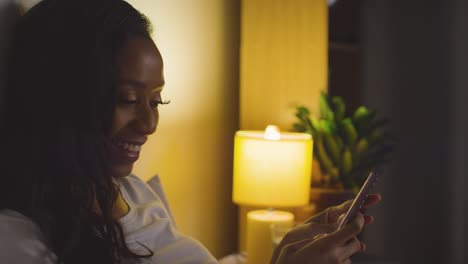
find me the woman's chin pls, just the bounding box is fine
[110,164,134,178]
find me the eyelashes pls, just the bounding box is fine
[120,98,171,109]
[150,99,171,109]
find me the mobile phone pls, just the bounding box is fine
[337,167,382,229]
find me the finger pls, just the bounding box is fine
[304,206,334,224]
[363,193,382,208]
[331,212,351,231]
[292,222,331,241]
[283,236,315,252]
[327,200,353,223]
[339,237,361,260]
[336,213,346,225]
[364,215,374,224]
[326,213,365,244]
[340,199,354,211]
[312,233,328,240]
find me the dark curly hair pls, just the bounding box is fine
[1,0,154,263]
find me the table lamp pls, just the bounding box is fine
[232,125,313,264]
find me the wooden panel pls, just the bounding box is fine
[240,0,328,131]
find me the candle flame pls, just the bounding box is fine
[264,125,281,140]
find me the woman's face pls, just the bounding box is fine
[109,36,165,178]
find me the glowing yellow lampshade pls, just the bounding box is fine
[232,126,313,207]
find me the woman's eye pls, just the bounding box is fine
[150,99,171,109]
[150,101,160,108]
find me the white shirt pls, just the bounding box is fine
[0,174,218,264]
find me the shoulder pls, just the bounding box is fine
[117,174,178,227]
[0,210,56,263]
[117,174,174,216]
[119,173,148,187]
[118,174,159,202]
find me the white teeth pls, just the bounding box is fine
[115,140,141,152]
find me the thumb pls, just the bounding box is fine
[313,233,328,240]
[328,201,353,223]
[332,213,346,229]
[324,213,364,245]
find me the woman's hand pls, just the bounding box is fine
[270,194,381,264]
[271,212,365,264]
[309,194,381,226]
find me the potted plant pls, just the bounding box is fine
[292,92,395,212]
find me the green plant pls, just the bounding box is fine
[293,92,396,192]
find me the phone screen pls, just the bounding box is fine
[336,167,382,229]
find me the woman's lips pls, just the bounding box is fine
[112,139,144,163]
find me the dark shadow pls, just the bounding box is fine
[0,2,22,121]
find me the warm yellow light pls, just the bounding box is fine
[232,127,313,207]
[246,210,294,264]
[264,125,281,140]
[240,0,328,130]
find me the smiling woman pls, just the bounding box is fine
[0,0,215,263]
[110,36,168,179]
[0,0,381,263]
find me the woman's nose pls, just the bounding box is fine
[135,104,158,135]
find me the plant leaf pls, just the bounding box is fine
[319,92,334,121]
[353,106,376,135]
[315,133,336,174]
[352,138,369,165]
[341,147,353,175]
[331,96,346,121]
[341,118,358,146]
[323,132,341,164]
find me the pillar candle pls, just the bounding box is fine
[246,210,294,264]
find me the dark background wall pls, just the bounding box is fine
[353,0,467,263]
[328,0,467,263]
[449,1,468,262]
[0,0,20,118]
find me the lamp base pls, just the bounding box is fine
[245,209,294,264]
